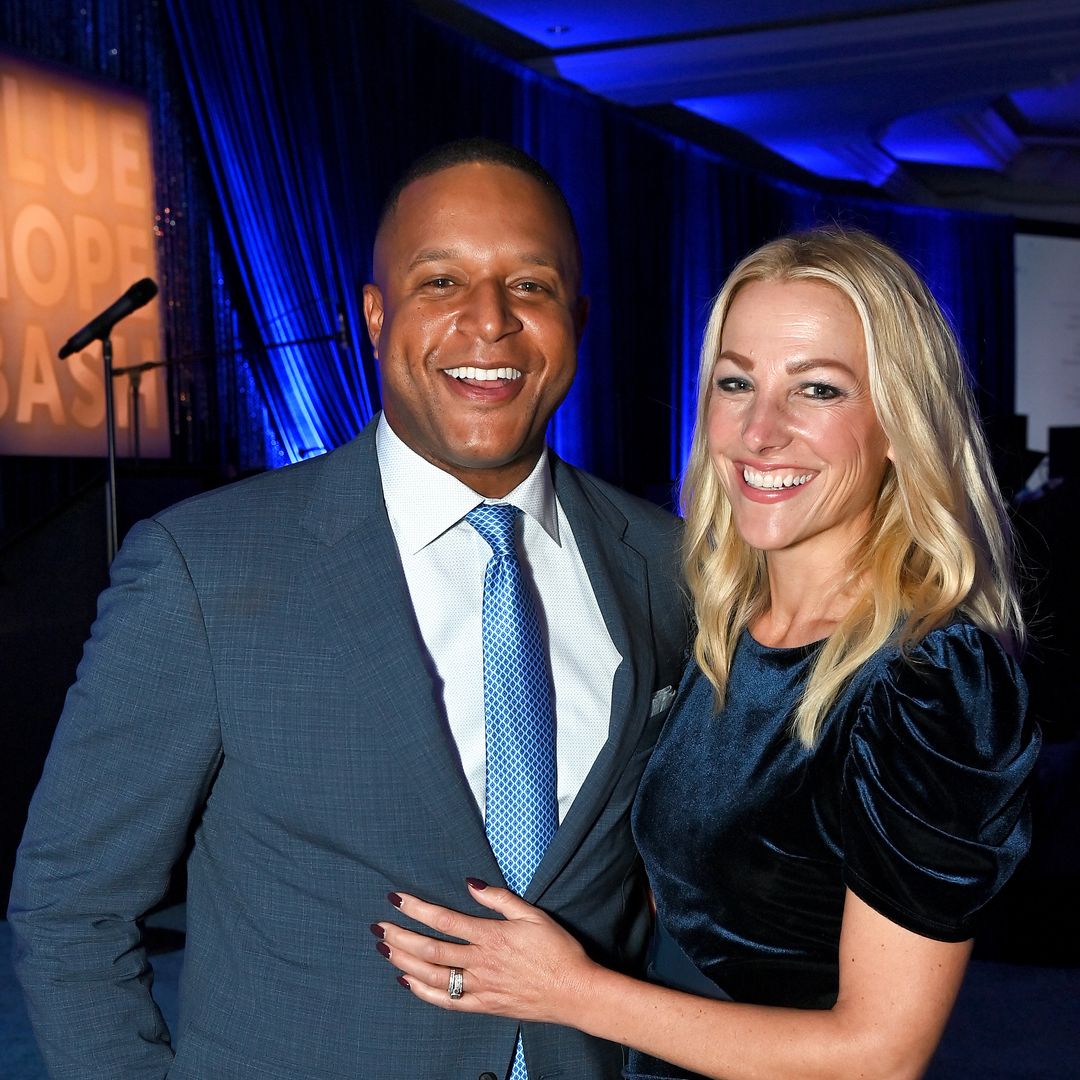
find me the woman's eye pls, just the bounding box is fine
[715,376,750,393]
[801,382,842,400]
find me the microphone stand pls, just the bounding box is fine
[110,357,169,465]
[110,327,345,469]
[102,334,120,563]
[86,304,352,570]
[58,278,158,566]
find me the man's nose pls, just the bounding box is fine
[458,278,522,341]
[741,394,792,454]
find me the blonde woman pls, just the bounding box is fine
[375,228,1040,1080]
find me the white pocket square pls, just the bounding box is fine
[650,685,676,717]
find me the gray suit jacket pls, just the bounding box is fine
[9,419,688,1080]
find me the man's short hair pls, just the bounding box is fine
[377,137,581,267]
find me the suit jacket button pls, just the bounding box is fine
[479,1073,499,1080]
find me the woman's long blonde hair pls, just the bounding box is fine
[682,227,1023,746]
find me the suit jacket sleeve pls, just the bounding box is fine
[8,518,224,1079]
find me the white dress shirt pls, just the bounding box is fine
[376,415,621,824]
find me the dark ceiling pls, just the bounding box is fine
[418,0,1080,225]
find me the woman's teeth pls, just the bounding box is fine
[742,467,813,490]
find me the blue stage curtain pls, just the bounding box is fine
[165,0,379,463]
[3,0,1017,491]
[160,0,1017,489]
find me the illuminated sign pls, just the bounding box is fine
[0,52,166,457]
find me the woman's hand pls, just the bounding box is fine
[372,878,598,1026]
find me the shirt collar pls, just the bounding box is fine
[376,414,560,555]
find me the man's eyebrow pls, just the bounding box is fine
[406,249,562,273]
[517,253,558,270]
[407,249,458,272]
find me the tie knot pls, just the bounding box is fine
[466,503,521,558]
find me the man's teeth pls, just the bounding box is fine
[743,467,813,490]
[444,367,522,381]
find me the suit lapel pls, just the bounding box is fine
[525,458,656,901]
[304,424,501,878]
[302,431,657,895]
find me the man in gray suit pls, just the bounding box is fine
[9,138,687,1080]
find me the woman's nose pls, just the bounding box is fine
[741,394,792,454]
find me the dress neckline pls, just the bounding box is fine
[742,626,827,657]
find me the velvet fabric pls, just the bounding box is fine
[626,621,1039,1080]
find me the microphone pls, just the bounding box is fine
[336,303,350,353]
[58,277,159,359]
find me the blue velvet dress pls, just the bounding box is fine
[626,620,1039,1080]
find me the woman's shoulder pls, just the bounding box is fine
[870,616,1016,672]
[841,618,1040,940]
[859,618,1028,761]
[900,617,1018,672]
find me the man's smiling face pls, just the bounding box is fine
[363,161,586,498]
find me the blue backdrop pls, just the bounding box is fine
[1,0,1017,502]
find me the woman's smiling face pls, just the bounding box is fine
[707,278,893,564]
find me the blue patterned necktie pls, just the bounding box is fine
[466,503,557,1080]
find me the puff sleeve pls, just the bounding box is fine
[842,622,1040,941]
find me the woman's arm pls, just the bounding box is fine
[376,881,971,1080]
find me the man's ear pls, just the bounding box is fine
[362,283,384,358]
[574,294,590,343]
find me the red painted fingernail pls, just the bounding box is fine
[466,877,488,890]
[397,975,411,989]
[369,923,385,940]
[376,941,391,959]
[387,892,403,908]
